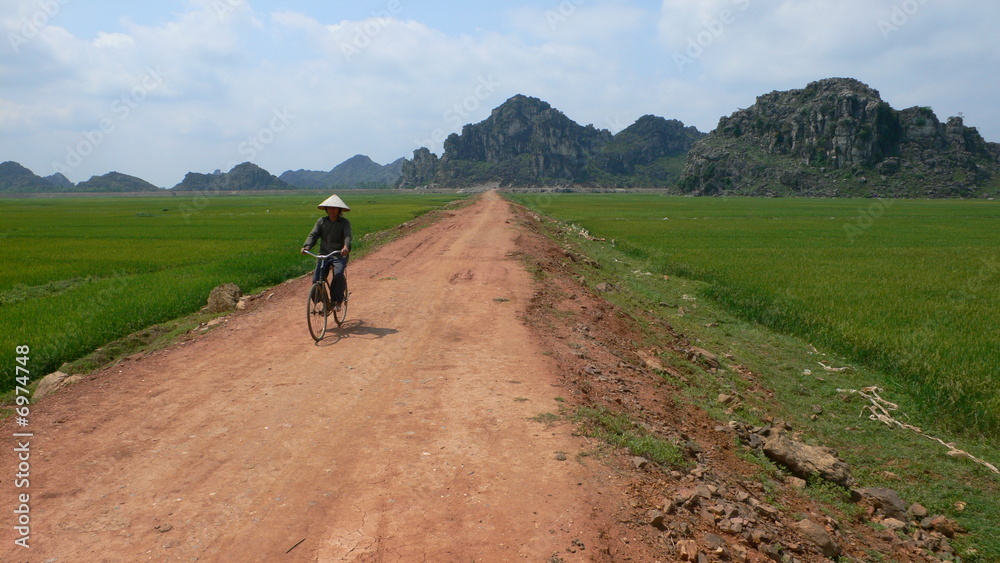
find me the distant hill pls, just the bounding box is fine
[171,162,290,191]
[76,171,161,192]
[44,172,74,190]
[0,161,61,193]
[396,95,706,188]
[677,78,1000,198]
[278,168,329,189]
[0,162,163,193]
[280,155,405,189]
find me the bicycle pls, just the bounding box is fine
[303,250,349,341]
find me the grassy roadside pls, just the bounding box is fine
[507,194,1000,562]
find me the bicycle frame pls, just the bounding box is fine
[303,249,348,340]
[304,250,342,281]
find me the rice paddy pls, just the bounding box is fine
[510,193,1000,437]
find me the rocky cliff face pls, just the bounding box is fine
[442,94,612,183]
[397,147,440,188]
[678,78,1000,197]
[397,95,704,188]
[587,115,707,186]
[590,115,706,175]
[721,78,901,168]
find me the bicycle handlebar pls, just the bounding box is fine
[302,250,342,259]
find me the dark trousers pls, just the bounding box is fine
[313,255,348,302]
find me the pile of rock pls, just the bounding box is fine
[643,458,840,562]
[855,487,965,559]
[726,420,966,561]
[632,419,968,561]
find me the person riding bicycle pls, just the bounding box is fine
[301,194,352,311]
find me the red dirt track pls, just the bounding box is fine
[2,192,649,562]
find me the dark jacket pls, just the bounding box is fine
[303,216,352,255]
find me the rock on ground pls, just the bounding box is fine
[33,371,83,400]
[856,487,908,521]
[206,283,243,313]
[762,427,855,487]
[795,519,842,558]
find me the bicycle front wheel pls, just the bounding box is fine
[307,281,329,341]
[333,278,348,326]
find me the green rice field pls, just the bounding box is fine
[510,193,1000,437]
[0,192,463,391]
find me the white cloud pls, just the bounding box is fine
[658,0,888,83]
[93,31,134,48]
[511,1,648,43]
[655,0,1000,134]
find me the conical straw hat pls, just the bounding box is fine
[317,194,350,210]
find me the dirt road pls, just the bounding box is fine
[2,192,645,562]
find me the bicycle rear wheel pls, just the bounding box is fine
[307,281,330,341]
[333,278,348,326]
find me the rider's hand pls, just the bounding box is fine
[300,247,309,254]
[341,247,350,256]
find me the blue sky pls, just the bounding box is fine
[2,0,999,187]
